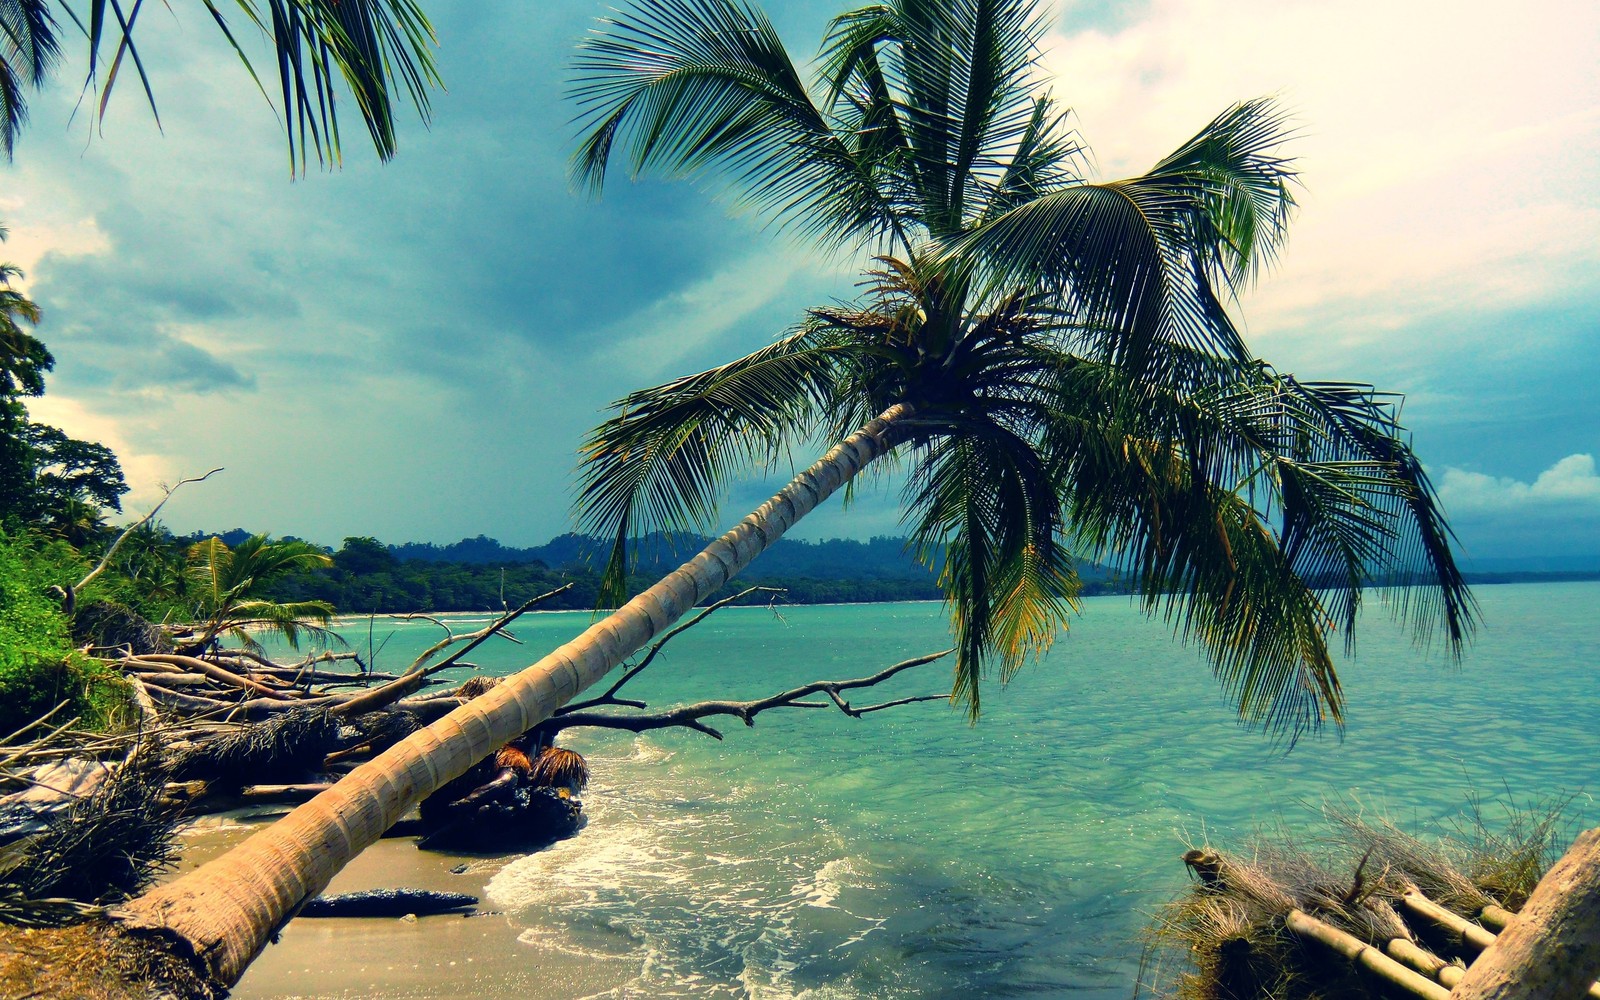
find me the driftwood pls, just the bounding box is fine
[298,888,477,918]
[550,648,953,739]
[1155,842,1600,1000]
[330,586,571,718]
[1284,909,1449,1000]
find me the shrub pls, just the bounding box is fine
[0,529,129,735]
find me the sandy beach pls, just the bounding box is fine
[171,816,636,1000]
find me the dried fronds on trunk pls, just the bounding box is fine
[528,747,589,792]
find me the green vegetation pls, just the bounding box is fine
[176,535,336,655]
[0,527,127,734]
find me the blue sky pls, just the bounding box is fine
[4,0,1598,567]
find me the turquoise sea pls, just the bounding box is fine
[254,582,1598,998]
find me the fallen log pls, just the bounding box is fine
[131,654,286,699]
[297,889,477,919]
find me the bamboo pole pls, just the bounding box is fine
[1387,937,1465,985]
[1477,904,1516,931]
[1285,909,1450,1000]
[1402,891,1498,952]
[1386,917,1600,998]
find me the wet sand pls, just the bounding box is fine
[171,815,637,1000]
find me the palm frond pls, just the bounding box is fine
[570,0,904,250]
[1039,357,1475,735]
[74,0,439,174]
[819,0,1052,237]
[0,0,61,158]
[904,415,1079,719]
[574,329,859,605]
[945,97,1297,378]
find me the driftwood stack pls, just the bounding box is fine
[1146,806,1599,1000]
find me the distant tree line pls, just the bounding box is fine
[214,530,1135,614]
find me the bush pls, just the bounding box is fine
[0,529,129,735]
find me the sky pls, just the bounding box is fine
[3,0,1598,568]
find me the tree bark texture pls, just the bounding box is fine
[119,404,908,987]
[1450,827,1600,1000]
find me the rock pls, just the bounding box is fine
[298,888,478,918]
[418,786,584,853]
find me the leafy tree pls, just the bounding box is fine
[333,535,398,576]
[21,421,128,512]
[0,245,48,514]
[0,0,441,171]
[0,230,128,533]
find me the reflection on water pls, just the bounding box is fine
[243,583,1599,999]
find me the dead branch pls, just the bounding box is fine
[330,585,572,718]
[549,648,954,740]
[561,585,786,714]
[122,654,286,699]
[59,468,224,614]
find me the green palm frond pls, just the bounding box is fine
[570,0,903,250]
[946,98,1297,376]
[219,598,335,652]
[59,0,439,173]
[819,0,1051,237]
[1039,358,1473,734]
[905,416,1079,719]
[0,0,61,158]
[575,330,860,605]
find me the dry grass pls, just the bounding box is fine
[1139,796,1574,1000]
[0,920,213,1000]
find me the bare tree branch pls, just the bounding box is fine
[330,585,573,718]
[550,648,955,740]
[561,586,787,714]
[59,468,224,614]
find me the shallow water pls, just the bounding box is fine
[236,582,1599,998]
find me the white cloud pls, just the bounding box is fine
[22,396,178,511]
[1042,0,1600,361]
[1438,454,1600,513]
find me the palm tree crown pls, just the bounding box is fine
[570,0,1473,731]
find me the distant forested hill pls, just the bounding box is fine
[390,533,936,578]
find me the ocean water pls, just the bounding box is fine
[277,582,1599,998]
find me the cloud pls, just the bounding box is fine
[1439,454,1600,513]
[1043,0,1600,365]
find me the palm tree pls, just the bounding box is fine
[0,0,440,171]
[175,534,336,655]
[119,1,1474,987]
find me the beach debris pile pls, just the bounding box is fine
[1139,801,1595,1000]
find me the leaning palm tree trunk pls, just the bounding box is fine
[118,404,908,987]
